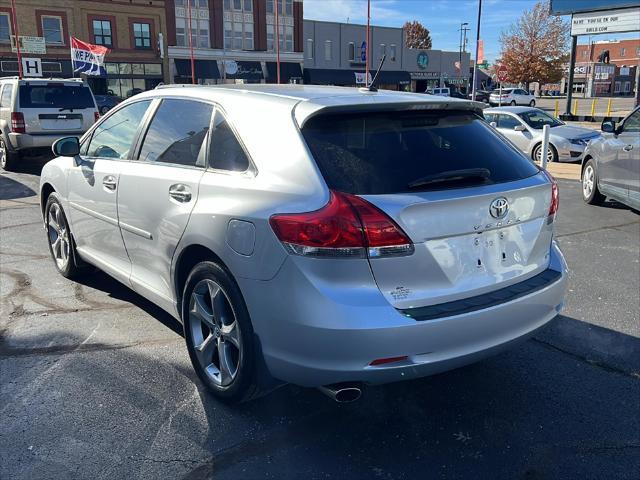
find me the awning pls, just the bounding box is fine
[303,68,411,86]
[223,61,263,80]
[174,59,220,79]
[265,62,303,83]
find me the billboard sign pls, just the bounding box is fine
[551,0,639,15]
[571,8,640,35]
[11,36,46,55]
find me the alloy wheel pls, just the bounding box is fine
[583,165,594,199]
[47,202,70,270]
[189,279,242,387]
[536,145,555,164]
[0,139,7,169]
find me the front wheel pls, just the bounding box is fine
[529,100,536,107]
[45,193,84,278]
[582,160,605,205]
[182,261,261,403]
[510,100,517,106]
[533,143,558,164]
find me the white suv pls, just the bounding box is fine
[489,88,535,107]
[0,77,98,171]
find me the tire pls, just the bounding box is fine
[0,137,19,172]
[529,100,536,107]
[582,159,605,205]
[510,100,517,106]
[182,261,261,403]
[45,192,85,278]
[100,105,110,114]
[533,143,558,164]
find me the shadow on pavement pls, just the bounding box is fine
[0,175,37,200]
[1,315,638,480]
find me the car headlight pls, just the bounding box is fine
[569,138,588,146]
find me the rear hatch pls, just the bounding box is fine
[18,81,97,134]
[301,109,556,309]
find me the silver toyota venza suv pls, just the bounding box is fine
[40,85,567,403]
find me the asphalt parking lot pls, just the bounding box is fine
[1,160,639,480]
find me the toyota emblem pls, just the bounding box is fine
[489,197,509,219]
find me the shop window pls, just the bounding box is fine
[42,16,63,44]
[614,82,621,93]
[92,20,113,47]
[0,13,11,43]
[624,81,631,93]
[133,22,151,49]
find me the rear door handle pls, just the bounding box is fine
[102,175,117,191]
[623,144,633,152]
[169,184,192,203]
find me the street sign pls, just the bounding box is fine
[571,7,640,36]
[497,65,508,82]
[11,36,46,55]
[22,58,42,77]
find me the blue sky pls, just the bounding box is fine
[303,0,639,63]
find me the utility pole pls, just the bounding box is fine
[471,0,482,101]
[459,22,469,81]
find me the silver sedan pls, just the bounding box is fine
[484,106,601,163]
[39,85,567,403]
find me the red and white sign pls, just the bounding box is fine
[497,65,508,82]
[70,37,109,76]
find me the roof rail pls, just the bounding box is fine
[0,76,20,80]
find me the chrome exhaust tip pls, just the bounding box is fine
[318,383,362,403]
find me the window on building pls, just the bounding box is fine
[176,17,209,48]
[390,44,396,61]
[92,20,113,47]
[348,42,355,61]
[380,44,386,57]
[325,40,332,61]
[267,24,293,52]
[581,50,587,58]
[133,22,151,49]
[636,47,640,56]
[224,0,254,50]
[42,16,63,44]
[620,47,626,56]
[209,110,250,172]
[624,81,631,93]
[266,0,292,14]
[0,13,11,43]
[307,39,313,59]
[614,82,621,93]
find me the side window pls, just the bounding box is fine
[0,84,13,107]
[138,99,213,167]
[209,110,250,172]
[621,110,640,133]
[497,114,522,130]
[87,100,151,159]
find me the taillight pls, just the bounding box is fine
[94,111,100,122]
[11,112,25,134]
[544,171,559,216]
[269,190,414,259]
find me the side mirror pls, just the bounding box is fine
[514,124,526,132]
[52,136,80,157]
[489,121,497,128]
[601,120,616,133]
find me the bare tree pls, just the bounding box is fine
[404,21,432,50]
[499,0,569,88]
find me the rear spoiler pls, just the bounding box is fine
[294,96,485,129]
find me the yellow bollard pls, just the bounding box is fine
[573,99,578,116]
[591,98,596,117]
[606,98,612,117]
[554,100,559,117]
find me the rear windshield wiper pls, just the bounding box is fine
[58,107,75,112]
[407,168,491,190]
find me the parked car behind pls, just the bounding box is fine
[94,93,122,114]
[469,90,492,103]
[40,85,567,403]
[581,107,640,210]
[0,77,98,171]
[484,106,600,163]
[425,87,450,97]
[489,88,536,106]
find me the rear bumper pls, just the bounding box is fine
[239,242,568,387]
[8,132,84,151]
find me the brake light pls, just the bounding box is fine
[94,111,100,122]
[544,171,559,216]
[11,112,25,133]
[269,190,414,258]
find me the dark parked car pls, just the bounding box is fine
[468,90,492,103]
[581,106,639,210]
[93,94,122,114]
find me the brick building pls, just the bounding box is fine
[0,0,169,97]
[165,0,304,84]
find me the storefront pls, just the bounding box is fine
[173,59,220,84]
[303,68,410,89]
[265,62,303,84]
[90,62,164,97]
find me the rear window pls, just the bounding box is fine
[19,84,95,109]
[302,110,539,195]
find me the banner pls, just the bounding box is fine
[70,37,108,76]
